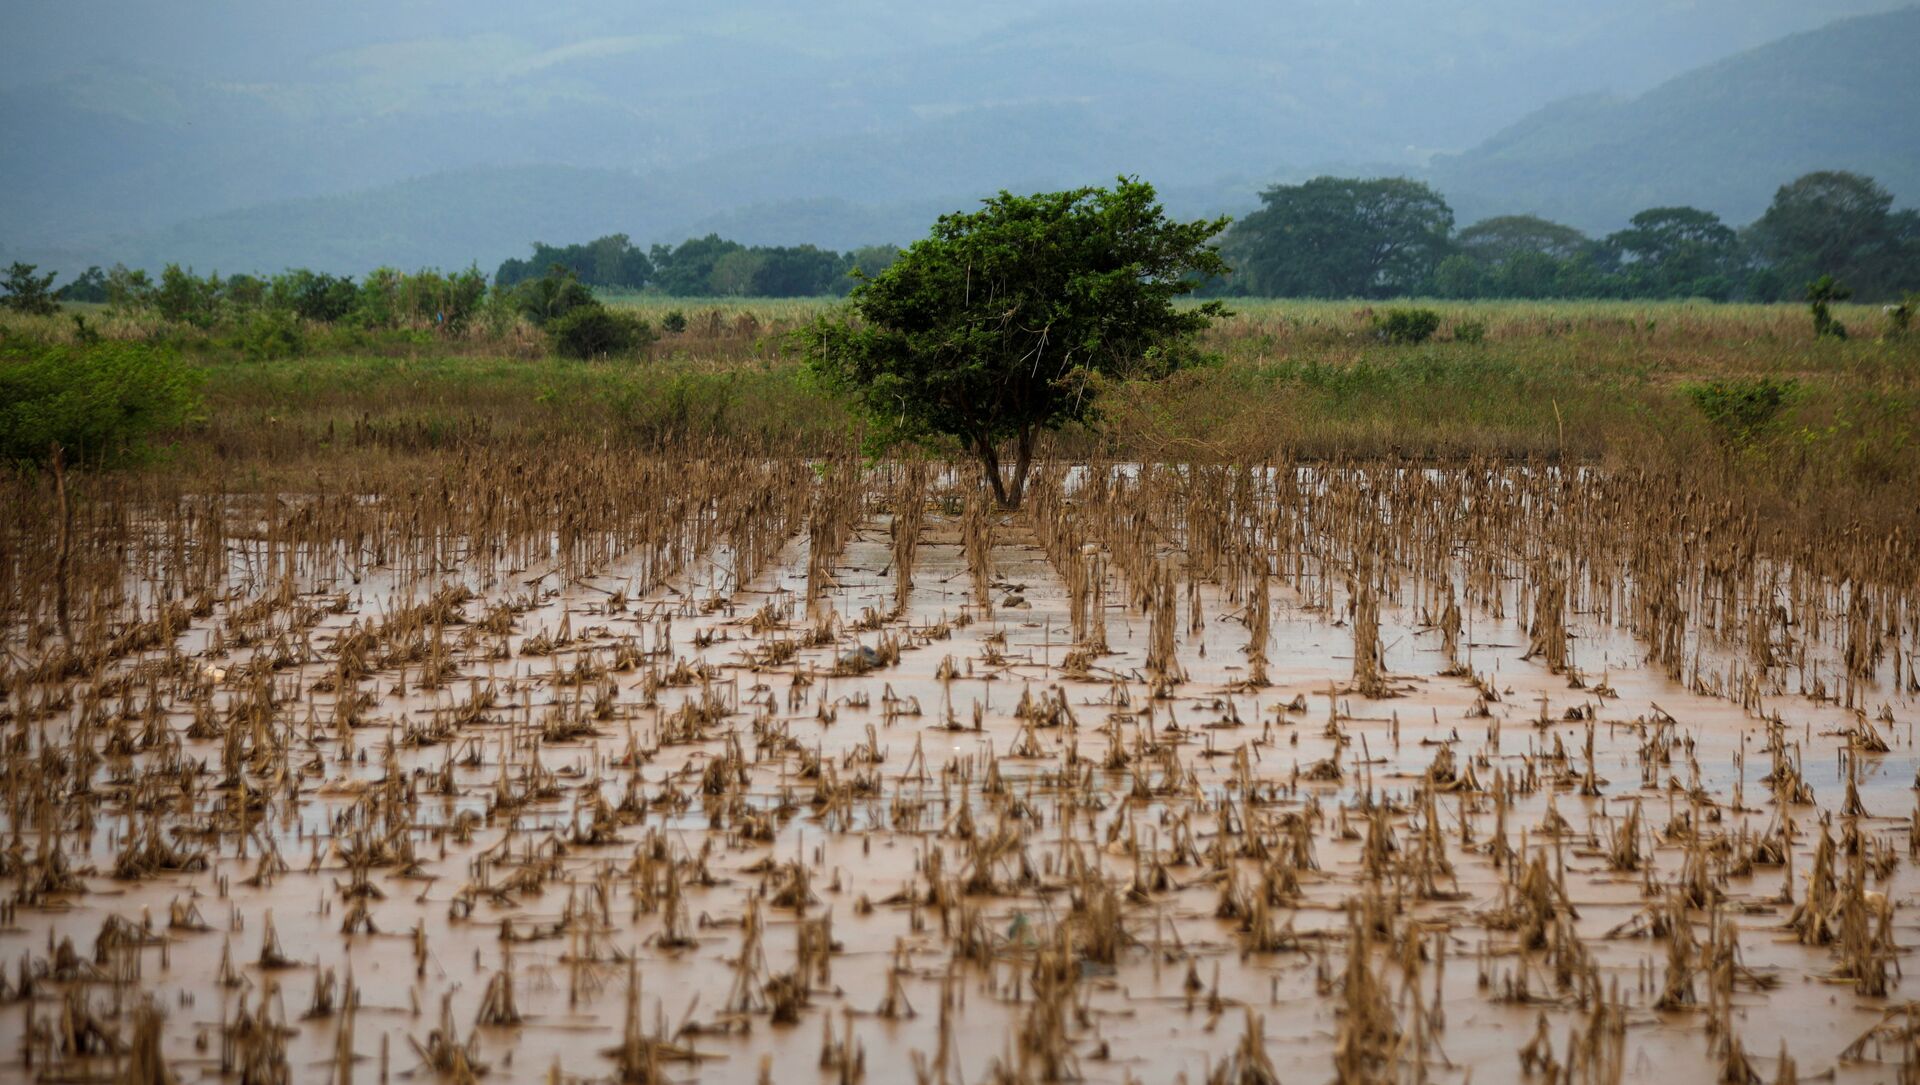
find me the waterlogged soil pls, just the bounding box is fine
[5,503,1918,1084]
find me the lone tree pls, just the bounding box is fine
[2,262,61,316]
[804,178,1227,507]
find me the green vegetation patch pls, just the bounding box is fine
[0,338,203,467]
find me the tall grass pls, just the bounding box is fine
[3,299,1915,540]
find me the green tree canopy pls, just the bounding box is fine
[496,234,652,291]
[1449,216,1605,299]
[55,266,109,303]
[2,262,61,316]
[648,235,747,296]
[1752,171,1912,298]
[1456,215,1591,264]
[268,269,358,322]
[1605,206,1741,298]
[805,178,1227,507]
[1224,177,1452,297]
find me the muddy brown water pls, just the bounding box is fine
[3,491,1917,1084]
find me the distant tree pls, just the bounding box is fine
[153,265,222,327]
[845,244,902,284]
[1606,207,1740,298]
[1,262,61,315]
[708,250,768,297]
[1431,254,1486,299]
[355,267,403,328]
[1752,172,1904,298]
[1225,177,1452,297]
[804,178,1227,507]
[55,266,109,303]
[224,273,267,309]
[497,234,652,291]
[1450,215,1597,299]
[1457,215,1590,263]
[104,264,156,312]
[494,256,533,288]
[649,235,746,296]
[752,245,848,297]
[269,269,357,323]
[582,234,652,289]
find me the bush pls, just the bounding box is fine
[511,268,598,327]
[1450,319,1488,344]
[0,339,203,466]
[1888,294,1916,337]
[234,309,305,360]
[1684,377,1796,447]
[548,306,653,359]
[1807,275,1851,339]
[1375,307,1442,344]
[661,309,688,334]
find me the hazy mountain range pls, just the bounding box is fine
[2,1,1913,277]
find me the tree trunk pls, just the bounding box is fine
[1006,426,1035,510]
[976,428,1036,510]
[977,438,1010,507]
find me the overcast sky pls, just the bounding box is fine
[3,1,1897,91]
[2,1,1907,270]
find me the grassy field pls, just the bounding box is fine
[4,297,1916,536]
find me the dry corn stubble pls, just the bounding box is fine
[0,449,1916,1082]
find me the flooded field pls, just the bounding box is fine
[3,452,1917,1084]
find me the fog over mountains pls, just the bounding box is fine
[2,1,1914,276]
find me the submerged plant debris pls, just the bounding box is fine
[1,450,1917,1083]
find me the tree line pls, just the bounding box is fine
[493,234,901,297]
[12,233,904,326]
[6,168,1915,317]
[0,261,657,360]
[1211,169,1919,301]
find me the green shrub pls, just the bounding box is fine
[511,268,598,327]
[0,339,203,466]
[234,309,305,360]
[1888,293,1916,337]
[1451,319,1488,344]
[548,306,653,359]
[661,309,688,334]
[1684,377,1796,447]
[1375,307,1442,344]
[1807,275,1850,339]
